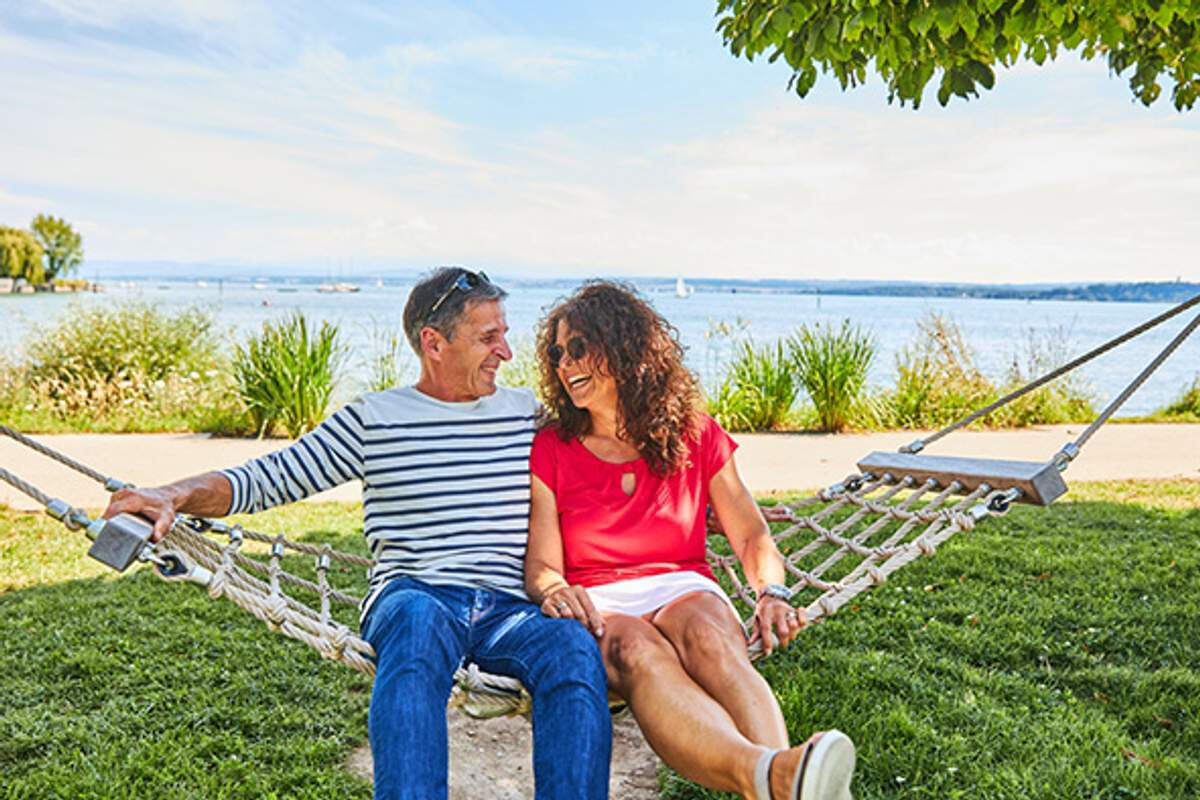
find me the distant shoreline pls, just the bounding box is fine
[74,273,1200,305]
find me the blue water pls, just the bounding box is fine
[2,277,1197,416]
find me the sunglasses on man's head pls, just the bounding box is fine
[427,270,490,320]
[546,336,588,369]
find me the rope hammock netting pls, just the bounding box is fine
[2,292,1197,719]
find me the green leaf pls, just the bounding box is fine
[937,75,952,106]
[1030,38,1048,65]
[960,9,979,40]
[910,6,935,36]
[843,11,866,42]
[966,59,996,89]
[935,4,958,38]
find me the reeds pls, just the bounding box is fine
[233,313,345,438]
[708,339,799,431]
[362,321,412,393]
[789,320,876,432]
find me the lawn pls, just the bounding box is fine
[1,482,1197,799]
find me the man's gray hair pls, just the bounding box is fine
[402,267,507,355]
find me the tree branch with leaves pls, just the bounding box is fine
[716,0,1200,109]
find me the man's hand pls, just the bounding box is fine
[104,486,179,543]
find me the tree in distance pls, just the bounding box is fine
[0,226,47,284]
[30,214,84,281]
[717,0,1200,109]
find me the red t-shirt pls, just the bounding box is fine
[529,414,737,587]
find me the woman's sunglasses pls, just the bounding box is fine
[546,336,588,369]
[427,270,490,321]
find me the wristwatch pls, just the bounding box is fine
[759,583,793,602]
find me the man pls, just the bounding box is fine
[104,267,612,800]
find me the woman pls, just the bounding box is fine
[524,282,856,800]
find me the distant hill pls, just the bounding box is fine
[645,279,1200,304]
[83,261,1199,304]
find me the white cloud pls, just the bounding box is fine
[0,5,1196,283]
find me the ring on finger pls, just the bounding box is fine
[555,601,569,612]
[786,611,799,622]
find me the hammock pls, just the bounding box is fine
[2,292,1197,719]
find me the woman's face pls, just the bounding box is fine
[552,320,618,415]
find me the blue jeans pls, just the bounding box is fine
[361,577,611,800]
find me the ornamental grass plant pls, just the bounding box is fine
[233,312,346,438]
[707,339,799,432]
[361,321,412,394]
[788,320,877,432]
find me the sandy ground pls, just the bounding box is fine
[3,423,1198,797]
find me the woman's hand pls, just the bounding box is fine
[541,584,606,638]
[749,595,805,656]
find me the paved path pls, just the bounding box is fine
[3,423,1198,511]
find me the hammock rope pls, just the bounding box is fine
[2,291,1196,718]
[0,435,1014,718]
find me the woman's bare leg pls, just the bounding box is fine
[601,612,767,797]
[651,591,789,747]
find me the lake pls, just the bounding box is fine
[1,276,1197,417]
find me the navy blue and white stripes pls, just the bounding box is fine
[220,385,538,620]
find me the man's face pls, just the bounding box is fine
[434,299,512,401]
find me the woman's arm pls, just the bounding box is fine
[525,475,605,637]
[709,454,804,653]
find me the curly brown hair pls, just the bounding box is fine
[536,281,702,477]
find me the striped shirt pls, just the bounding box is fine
[221,385,538,620]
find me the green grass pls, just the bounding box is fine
[0,502,373,800]
[2,482,1198,799]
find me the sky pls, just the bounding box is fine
[1,0,1197,284]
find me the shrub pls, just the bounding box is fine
[499,334,543,398]
[992,325,1096,426]
[3,302,243,433]
[26,301,220,385]
[788,320,876,432]
[888,312,996,429]
[233,313,345,438]
[707,339,798,431]
[1158,375,1200,420]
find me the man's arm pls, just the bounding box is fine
[103,472,233,542]
[104,402,367,543]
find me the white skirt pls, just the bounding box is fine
[585,570,739,619]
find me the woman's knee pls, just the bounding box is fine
[675,616,747,675]
[604,623,676,683]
